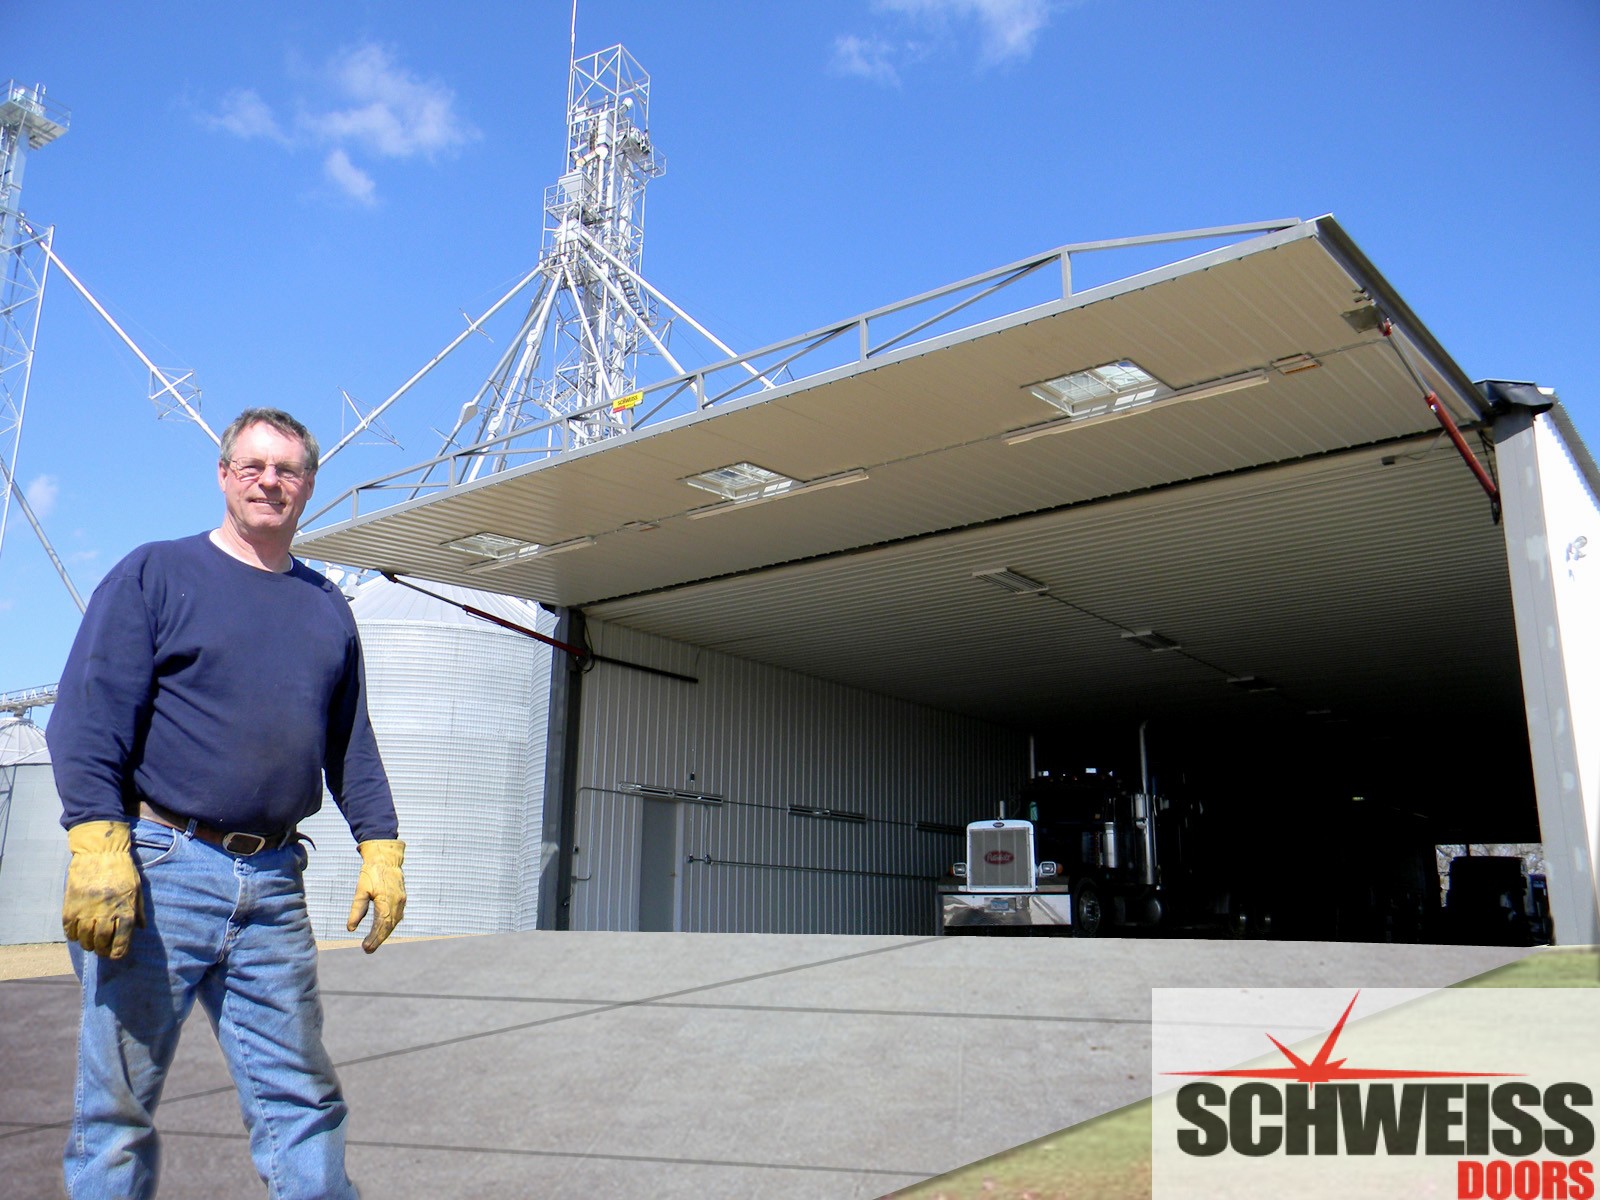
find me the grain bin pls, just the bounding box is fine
[0,716,70,944]
[297,576,555,939]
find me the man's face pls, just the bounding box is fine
[218,422,316,541]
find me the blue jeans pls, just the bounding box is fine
[66,818,356,1199]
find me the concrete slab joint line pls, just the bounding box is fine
[0,938,951,1174]
[1,935,1533,1199]
[325,936,947,1071]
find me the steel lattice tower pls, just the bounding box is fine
[461,46,713,473]
[324,41,763,479]
[0,82,68,567]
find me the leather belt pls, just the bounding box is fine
[138,799,293,857]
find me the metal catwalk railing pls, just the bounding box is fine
[303,219,1302,528]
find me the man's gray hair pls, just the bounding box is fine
[219,408,321,472]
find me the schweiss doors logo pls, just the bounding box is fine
[1151,989,1599,1200]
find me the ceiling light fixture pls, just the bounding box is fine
[443,531,535,559]
[1121,629,1182,652]
[1007,370,1268,445]
[1030,361,1171,412]
[1028,360,1169,418]
[1227,675,1278,693]
[972,567,1049,595]
[461,535,597,574]
[684,461,798,502]
[685,468,867,519]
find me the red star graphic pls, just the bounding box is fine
[1165,991,1521,1086]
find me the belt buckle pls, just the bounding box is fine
[222,831,269,856]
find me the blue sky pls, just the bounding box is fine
[2,0,1597,699]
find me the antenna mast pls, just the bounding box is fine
[341,33,766,482]
[462,45,675,470]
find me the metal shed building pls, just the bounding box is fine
[295,217,1600,945]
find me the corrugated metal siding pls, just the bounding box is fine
[1532,413,1600,820]
[587,444,1523,731]
[0,764,71,944]
[1516,411,1600,942]
[301,612,554,939]
[567,619,1026,934]
[0,598,559,945]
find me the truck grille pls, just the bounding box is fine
[966,821,1036,890]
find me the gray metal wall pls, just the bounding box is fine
[0,764,70,944]
[567,619,1028,934]
[301,612,554,939]
[1497,405,1600,945]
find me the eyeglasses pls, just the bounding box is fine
[226,459,311,486]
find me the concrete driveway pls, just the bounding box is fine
[0,933,1530,1198]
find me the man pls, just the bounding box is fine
[48,407,406,1199]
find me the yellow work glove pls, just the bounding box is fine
[63,820,144,960]
[346,839,406,953]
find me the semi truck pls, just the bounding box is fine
[938,763,1450,940]
[938,767,1246,937]
[1441,854,1553,945]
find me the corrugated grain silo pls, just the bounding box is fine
[0,716,70,945]
[297,576,555,940]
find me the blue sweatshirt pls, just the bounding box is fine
[49,532,398,843]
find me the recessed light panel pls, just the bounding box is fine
[683,462,797,502]
[443,531,536,559]
[1121,629,1182,652]
[1028,360,1171,420]
[972,568,1049,595]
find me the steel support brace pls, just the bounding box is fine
[1382,316,1501,521]
[1426,391,1502,521]
[380,572,586,657]
[380,571,698,682]
[538,607,586,931]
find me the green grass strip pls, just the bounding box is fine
[884,947,1599,1200]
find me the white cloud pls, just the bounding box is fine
[880,0,1056,61]
[839,0,1058,82]
[205,88,291,143]
[831,34,903,86]
[201,42,477,204]
[323,148,377,206]
[312,43,475,159]
[23,474,58,519]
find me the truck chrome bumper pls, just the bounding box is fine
[939,889,1072,930]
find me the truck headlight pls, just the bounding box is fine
[953,862,967,878]
[1038,861,1059,878]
